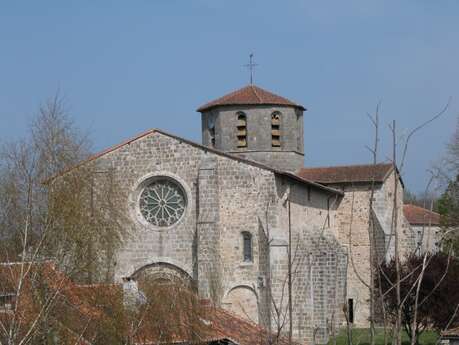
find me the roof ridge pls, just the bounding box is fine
[44,127,342,196]
[75,283,121,288]
[217,85,251,101]
[404,204,440,214]
[43,128,158,184]
[197,85,251,111]
[0,259,55,266]
[300,162,393,171]
[297,162,402,186]
[250,84,262,103]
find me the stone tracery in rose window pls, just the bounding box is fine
[139,178,186,227]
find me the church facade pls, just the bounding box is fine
[60,84,417,344]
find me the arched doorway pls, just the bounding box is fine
[131,262,195,291]
[222,285,259,323]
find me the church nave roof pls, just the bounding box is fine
[297,163,396,185]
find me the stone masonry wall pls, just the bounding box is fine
[236,151,304,173]
[325,183,374,327]
[89,130,347,345]
[290,227,348,344]
[329,171,416,328]
[411,225,441,253]
[215,148,276,326]
[267,180,346,344]
[373,170,416,259]
[197,154,222,300]
[106,133,203,282]
[201,105,304,172]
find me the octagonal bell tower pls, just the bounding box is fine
[197,84,306,172]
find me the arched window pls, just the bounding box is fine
[207,114,216,147]
[242,232,253,262]
[271,112,281,147]
[236,112,247,148]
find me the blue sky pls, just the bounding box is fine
[1,1,458,193]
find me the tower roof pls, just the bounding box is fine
[197,84,306,112]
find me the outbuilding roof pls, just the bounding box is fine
[197,84,306,112]
[297,163,394,185]
[0,261,296,345]
[403,204,441,226]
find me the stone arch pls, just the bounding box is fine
[222,285,259,323]
[131,262,195,290]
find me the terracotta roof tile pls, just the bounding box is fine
[403,204,440,226]
[208,306,296,345]
[297,163,394,184]
[197,84,305,112]
[0,261,105,343]
[0,262,297,345]
[76,283,296,345]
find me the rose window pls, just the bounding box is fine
[139,178,186,227]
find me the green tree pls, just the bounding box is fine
[436,115,459,255]
[437,175,459,254]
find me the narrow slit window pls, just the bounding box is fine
[237,112,247,148]
[209,127,215,147]
[348,298,354,323]
[271,112,281,147]
[207,114,216,147]
[242,232,253,262]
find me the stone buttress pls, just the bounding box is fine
[196,154,223,301]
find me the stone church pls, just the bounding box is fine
[59,84,417,344]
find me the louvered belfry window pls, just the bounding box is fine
[236,112,247,148]
[271,112,281,147]
[242,232,253,262]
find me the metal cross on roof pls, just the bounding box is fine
[244,53,258,85]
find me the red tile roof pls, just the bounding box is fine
[0,261,105,344]
[297,163,394,185]
[78,284,295,345]
[204,304,294,345]
[0,261,296,345]
[403,204,441,226]
[197,84,306,112]
[131,298,294,345]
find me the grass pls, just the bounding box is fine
[328,328,439,345]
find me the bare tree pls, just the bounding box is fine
[366,99,450,345]
[0,93,128,344]
[341,99,451,345]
